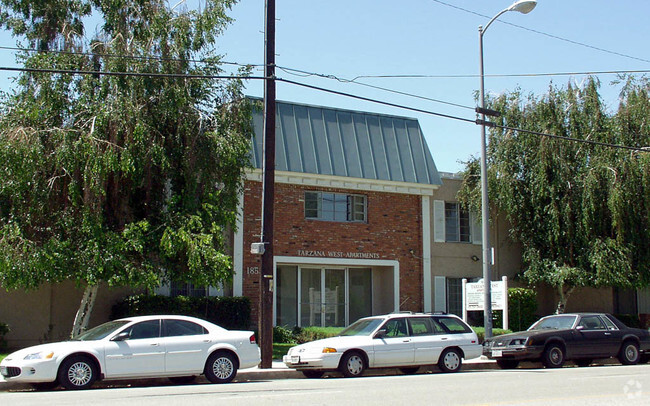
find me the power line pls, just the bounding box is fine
[0,66,263,81]
[278,77,649,154]
[430,0,650,65]
[0,64,647,153]
[277,65,475,111]
[0,45,262,69]
[351,69,650,80]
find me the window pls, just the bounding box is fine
[163,319,208,337]
[124,320,160,340]
[435,317,472,334]
[170,281,207,298]
[382,318,409,337]
[447,278,463,317]
[305,191,367,222]
[578,315,606,330]
[445,202,470,242]
[408,318,436,336]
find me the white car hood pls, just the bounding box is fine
[292,336,367,352]
[4,341,96,362]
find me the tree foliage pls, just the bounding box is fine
[459,77,650,312]
[0,0,253,310]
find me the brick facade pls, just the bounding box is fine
[242,180,424,325]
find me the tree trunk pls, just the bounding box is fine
[71,284,99,338]
[555,285,576,315]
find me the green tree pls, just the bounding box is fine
[459,77,650,313]
[0,0,253,336]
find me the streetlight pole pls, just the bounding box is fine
[478,0,536,339]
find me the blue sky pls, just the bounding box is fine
[1,1,648,173]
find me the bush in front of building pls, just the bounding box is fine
[0,322,9,352]
[614,314,642,328]
[472,327,511,344]
[507,287,538,332]
[111,294,251,330]
[293,326,344,344]
[273,326,296,344]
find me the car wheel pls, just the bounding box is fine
[57,355,98,390]
[339,351,365,378]
[399,367,419,375]
[169,376,197,385]
[618,341,640,365]
[438,348,462,373]
[301,370,324,379]
[204,351,238,384]
[30,381,59,391]
[496,359,519,369]
[574,359,592,367]
[542,344,565,368]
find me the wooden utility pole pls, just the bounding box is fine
[259,0,276,369]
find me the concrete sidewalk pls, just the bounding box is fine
[0,356,498,391]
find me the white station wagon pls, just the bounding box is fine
[283,313,481,378]
[0,315,260,390]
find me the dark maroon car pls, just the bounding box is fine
[482,313,650,369]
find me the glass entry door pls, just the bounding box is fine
[298,267,371,327]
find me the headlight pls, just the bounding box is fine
[510,339,527,346]
[24,351,54,360]
[322,347,337,353]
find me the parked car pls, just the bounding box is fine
[0,315,260,390]
[483,313,650,369]
[283,312,481,378]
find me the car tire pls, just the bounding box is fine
[301,370,324,379]
[399,367,419,375]
[169,376,197,385]
[204,351,238,384]
[496,359,519,369]
[438,348,462,373]
[339,351,365,378]
[574,359,592,367]
[542,344,565,368]
[57,355,98,390]
[618,341,640,365]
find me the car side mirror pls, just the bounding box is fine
[112,331,130,341]
[374,328,387,339]
[575,325,585,331]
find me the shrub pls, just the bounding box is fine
[293,326,343,343]
[273,326,296,344]
[0,322,9,352]
[507,288,538,332]
[111,294,251,330]
[472,327,511,344]
[614,314,641,328]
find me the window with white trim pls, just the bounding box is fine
[305,191,367,222]
[445,202,471,243]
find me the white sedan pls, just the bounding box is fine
[283,313,481,378]
[0,315,260,390]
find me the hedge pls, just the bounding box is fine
[111,294,251,330]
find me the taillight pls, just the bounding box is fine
[249,334,257,344]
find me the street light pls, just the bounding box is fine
[478,0,536,339]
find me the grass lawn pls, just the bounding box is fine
[273,343,294,360]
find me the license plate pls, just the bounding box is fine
[492,350,503,357]
[290,356,300,364]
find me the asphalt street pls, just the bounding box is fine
[1,363,648,405]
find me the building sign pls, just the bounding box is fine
[297,250,380,259]
[462,277,509,330]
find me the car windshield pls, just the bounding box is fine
[339,318,384,336]
[529,315,577,331]
[73,320,131,341]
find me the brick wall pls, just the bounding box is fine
[242,180,424,324]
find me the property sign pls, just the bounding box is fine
[465,279,506,311]
[462,276,509,330]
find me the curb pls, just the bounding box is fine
[0,358,499,392]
